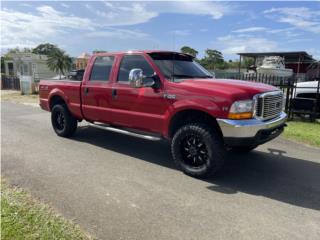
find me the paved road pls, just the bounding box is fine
[2,102,320,240]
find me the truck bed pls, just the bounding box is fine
[39,79,83,119]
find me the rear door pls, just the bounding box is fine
[81,55,115,123]
[111,54,168,134]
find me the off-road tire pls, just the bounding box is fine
[171,123,225,178]
[51,104,77,137]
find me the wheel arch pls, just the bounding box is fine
[167,109,223,139]
[49,95,67,111]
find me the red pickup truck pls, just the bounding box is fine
[39,50,287,178]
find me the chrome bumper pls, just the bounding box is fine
[217,112,287,138]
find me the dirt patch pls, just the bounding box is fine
[1,90,39,106]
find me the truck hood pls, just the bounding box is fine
[176,78,278,100]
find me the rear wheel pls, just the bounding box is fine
[51,104,77,137]
[171,123,225,178]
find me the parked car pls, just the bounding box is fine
[294,80,320,98]
[39,50,287,178]
[67,69,85,81]
[291,80,320,120]
[51,75,66,80]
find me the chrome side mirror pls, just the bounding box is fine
[129,68,144,88]
[129,69,155,88]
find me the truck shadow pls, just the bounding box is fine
[73,126,320,211]
[206,150,320,211]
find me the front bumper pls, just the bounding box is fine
[217,112,287,147]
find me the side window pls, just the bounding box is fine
[118,55,154,82]
[89,56,115,81]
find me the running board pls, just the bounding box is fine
[88,123,162,141]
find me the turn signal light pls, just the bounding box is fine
[227,112,253,120]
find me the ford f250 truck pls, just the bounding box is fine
[39,50,287,178]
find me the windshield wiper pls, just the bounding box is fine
[193,75,213,79]
[170,74,196,79]
[171,74,213,79]
[170,74,213,82]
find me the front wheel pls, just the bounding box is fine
[51,104,77,137]
[171,123,225,178]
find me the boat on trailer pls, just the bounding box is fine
[257,56,293,77]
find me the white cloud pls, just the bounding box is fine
[0,1,233,51]
[232,27,268,33]
[85,2,158,26]
[170,30,190,36]
[84,1,232,27]
[19,3,32,8]
[264,7,320,34]
[0,5,150,50]
[163,1,232,20]
[87,29,148,39]
[232,26,301,38]
[60,3,70,9]
[217,35,278,54]
[0,5,95,49]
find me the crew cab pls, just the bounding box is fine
[39,50,287,178]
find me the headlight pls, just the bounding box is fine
[228,100,253,119]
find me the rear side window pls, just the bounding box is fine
[117,55,154,82]
[90,56,115,81]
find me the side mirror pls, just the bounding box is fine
[129,68,144,88]
[129,68,156,88]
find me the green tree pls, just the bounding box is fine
[243,57,255,69]
[180,46,198,58]
[206,49,224,69]
[47,48,72,79]
[199,49,224,70]
[32,43,59,55]
[226,60,240,69]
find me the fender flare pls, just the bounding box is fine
[163,99,222,138]
[48,88,69,110]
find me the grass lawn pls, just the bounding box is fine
[1,180,93,240]
[1,90,39,105]
[283,120,320,148]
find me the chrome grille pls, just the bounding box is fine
[255,91,283,120]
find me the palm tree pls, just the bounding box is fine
[47,49,72,79]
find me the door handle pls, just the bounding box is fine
[112,88,117,99]
[84,87,89,95]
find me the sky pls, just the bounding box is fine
[1,0,320,60]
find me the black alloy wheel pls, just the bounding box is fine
[54,111,65,131]
[171,123,225,178]
[180,135,209,168]
[51,104,77,137]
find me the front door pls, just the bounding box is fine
[81,55,115,123]
[111,54,168,134]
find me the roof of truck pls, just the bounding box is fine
[93,50,190,56]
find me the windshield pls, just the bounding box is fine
[148,52,213,81]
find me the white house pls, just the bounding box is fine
[3,52,57,93]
